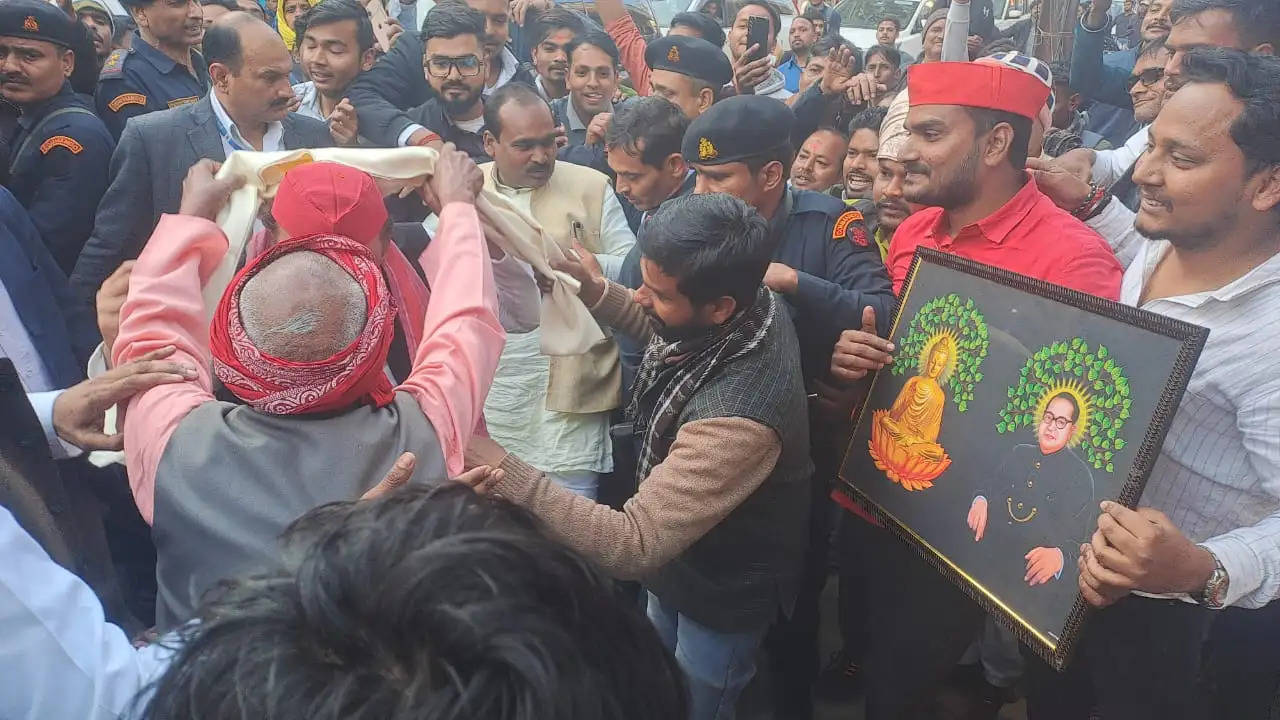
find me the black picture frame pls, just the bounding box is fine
[837,248,1209,670]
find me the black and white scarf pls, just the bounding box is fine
[627,286,777,480]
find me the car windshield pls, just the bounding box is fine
[830,0,921,30]
[612,0,697,27]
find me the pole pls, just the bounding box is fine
[1032,0,1077,63]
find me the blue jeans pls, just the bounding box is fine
[646,592,765,720]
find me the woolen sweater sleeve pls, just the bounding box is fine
[589,279,656,345]
[492,417,782,579]
[113,215,224,524]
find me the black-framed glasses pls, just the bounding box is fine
[1040,411,1075,430]
[1126,67,1165,90]
[425,54,482,78]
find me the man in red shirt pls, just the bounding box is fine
[826,61,1124,720]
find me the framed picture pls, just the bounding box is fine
[838,248,1208,669]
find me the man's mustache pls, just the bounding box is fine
[905,162,930,175]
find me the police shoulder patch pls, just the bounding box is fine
[107,92,148,112]
[99,48,129,78]
[832,209,864,241]
[40,135,84,155]
[167,96,199,108]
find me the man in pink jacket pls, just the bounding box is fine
[113,146,505,629]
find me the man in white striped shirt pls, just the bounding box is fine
[1026,47,1280,720]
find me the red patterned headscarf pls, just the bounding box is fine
[209,233,397,415]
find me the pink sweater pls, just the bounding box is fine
[113,203,504,523]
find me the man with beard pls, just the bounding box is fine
[472,83,635,502]
[398,3,488,159]
[95,0,208,139]
[527,6,582,102]
[777,11,819,93]
[0,1,114,274]
[464,192,811,720]
[551,31,624,149]
[74,0,114,68]
[836,106,885,203]
[790,126,846,193]
[825,61,1122,720]
[876,14,901,49]
[69,14,330,313]
[289,0,373,146]
[645,35,731,120]
[607,97,693,397]
[347,0,533,149]
[1027,48,1280,720]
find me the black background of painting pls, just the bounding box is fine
[840,262,1184,648]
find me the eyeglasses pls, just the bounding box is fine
[425,54,482,78]
[1040,411,1076,430]
[1126,67,1165,90]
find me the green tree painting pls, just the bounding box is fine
[889,294,989,413]
[996,338,1133,472]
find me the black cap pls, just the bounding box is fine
[669,12,726,51]
[0,0,80,49]
[682,94,794,165]
[645,35,732,88]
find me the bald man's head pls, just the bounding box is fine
[239,251,368,362]
[205,11,298,125]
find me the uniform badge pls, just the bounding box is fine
[832,209,864,241]
[23,16,38,32]
[107,92,147,112]
[667,45,680,63]
[100,48,127,76]
[40,136,84,155]
[698,137,717,161]
[849,225,870,247]
[167,95,199,108]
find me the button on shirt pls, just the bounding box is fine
[1121,242,1280,609]
[887,174,1124,300]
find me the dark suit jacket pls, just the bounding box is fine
[68,95,332,318]
[0,187,97,379]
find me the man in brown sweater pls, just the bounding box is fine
[464,192,811,720]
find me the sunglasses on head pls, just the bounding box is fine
[1126,67,1165,90]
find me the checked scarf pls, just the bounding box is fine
[628,286,777,480]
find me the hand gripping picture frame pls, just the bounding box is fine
[838,248,1209,670]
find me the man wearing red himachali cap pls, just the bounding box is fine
[109,147,506,630]
[825,61,1124,720]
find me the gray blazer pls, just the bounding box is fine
[68,95,331,315]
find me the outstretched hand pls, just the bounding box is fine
[547,242,607,305]
[360,452,416,500]
[830,306,894,382]
[178,159,244,221]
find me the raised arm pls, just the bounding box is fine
[598,0,651,95]
[348,29,435,147]
[112,162,242,524]
[396,147,506,475]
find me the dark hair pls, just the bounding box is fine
[529,6,586,47]
[878,15,901,30]
[112,13,135,45]
[484,82,552,138]
[800,7,824,24]
[814,36,860,72]
[808,125,848,146]
[744,141,794,184]
[1179,48,1280,175]
[690,75,723,103]
[294,0,375,53]
[141,483,689,720]
[1137,36,1167,59]
[670,11,726,49]
[566,28,620,67]
[1170,0,1280,50]
[1048,392,1080,422]
[203,17,248,71]
[423,1,485,43]
[848,105,887,135]
[966,107,1033,169]
[202,0,240,13]
[605,96,690,167]
[737,0,781,40]
[640,193,772,308]
[864,44,901,69]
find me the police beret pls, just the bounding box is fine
[0,0,80,50]
[645,35,732,88]
[682,94,794,165]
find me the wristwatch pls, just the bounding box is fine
[1195,547,1229,609]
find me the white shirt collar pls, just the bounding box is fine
[209,90,286,152]
[1128,241,1280,308]
[290,81,325,121]
[484,47,519,97]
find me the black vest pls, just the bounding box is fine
[643,306,813,632]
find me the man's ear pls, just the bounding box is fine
[664,152,687,180]
[209,61,232,90]
[696,86,715,114]
[759,159,785,193]
[60,47,75,79]
[482,129,497,157]
[360,47,376,72]
[706,295,738,324]
[1250,163,1280,214]
[983,121,1015,168]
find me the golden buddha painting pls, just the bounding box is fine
[868,294,989,491]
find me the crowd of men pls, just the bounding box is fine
[0,0,1278,717]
